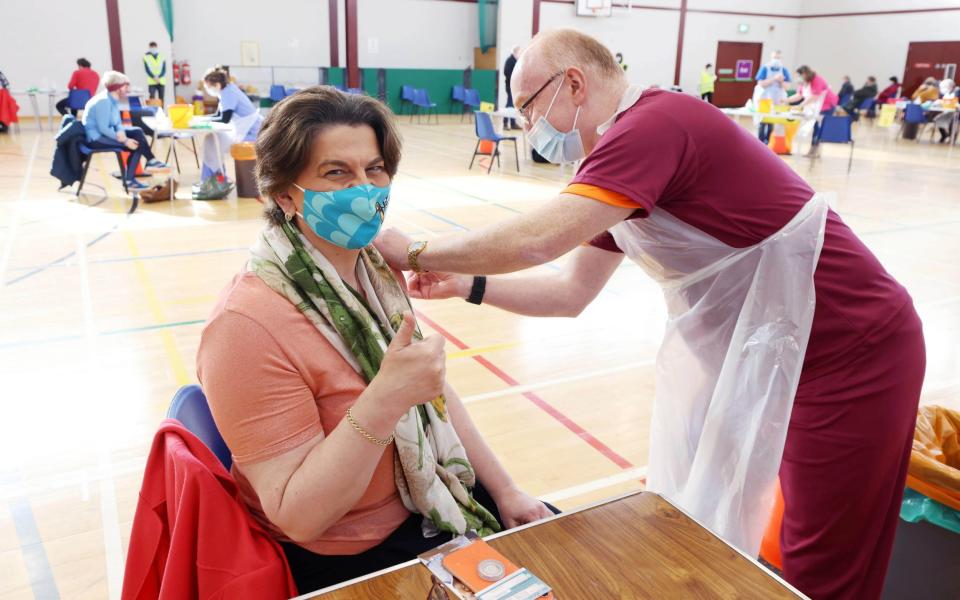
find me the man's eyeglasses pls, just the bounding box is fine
[517,71,563,123]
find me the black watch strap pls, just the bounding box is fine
[466,276,486,305]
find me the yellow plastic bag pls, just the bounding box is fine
[479,101,495,113]
[877,104,897,127]
[906,405,960,511]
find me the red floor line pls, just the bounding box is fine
[415,311,635,471]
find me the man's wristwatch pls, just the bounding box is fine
[407,240,429,273]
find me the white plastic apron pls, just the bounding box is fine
[202,107,262,173]
[610,196,827,556]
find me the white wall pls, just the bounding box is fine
[797,6,960,91]
[119,0,173,104]
[1,0,112,117]
[358,0,478,69]
[539,2,681,90]
[174,0,332,96]
[688,0,802,13]
[802,0,960,14]
[496,0,534,107]
[682,12,801,96]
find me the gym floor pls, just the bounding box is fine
[1,114,958,599]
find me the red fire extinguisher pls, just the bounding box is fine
[172,61,181,85]
[180,61,192,86]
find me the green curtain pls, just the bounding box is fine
[157,0,174,41]
[478,0,497,52]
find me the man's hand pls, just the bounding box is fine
[407,272,471,300]
[375,228,415,271]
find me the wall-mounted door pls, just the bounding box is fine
[903,41,960,97]
[714,41,762,108]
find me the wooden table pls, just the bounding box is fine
[301,492,806,599]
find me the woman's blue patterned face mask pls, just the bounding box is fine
[293,182,391,249]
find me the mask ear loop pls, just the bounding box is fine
[571,105,581,133]
[542,75,566,118]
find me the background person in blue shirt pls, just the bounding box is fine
[194,67,263,199]
[82,71,166,191]
[755,50,791,144]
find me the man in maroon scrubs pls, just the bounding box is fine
[376,30,924,599]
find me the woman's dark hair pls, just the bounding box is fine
[255,85,402,226]
[77,58,91,68]
[890,76,899,83]
[796,65,813,78]
[203,67,229,87]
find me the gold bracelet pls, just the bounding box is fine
[345,407,394,447]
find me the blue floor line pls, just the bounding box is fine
[1,472,60,600]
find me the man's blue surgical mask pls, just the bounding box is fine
[527,78,586,164]
[293,182,391,249]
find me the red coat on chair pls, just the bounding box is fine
[122,419,297,600]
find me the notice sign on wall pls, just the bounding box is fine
[735,59,754,80]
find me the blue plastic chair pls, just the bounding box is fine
[400,85,416,113]
[470,111,519,174]
[411,88,438,124]
[451,85,465,118]
[346,87,365,95]
[901,103,931,141]
[76,142,128,195]
[817,114,855,172]
[128,95,157,117]
[167,384,232,470]
[269,84,287,102]
[462,88,481,122]
[67,89,91,113]
[858,97,877,118]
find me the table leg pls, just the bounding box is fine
[48,93,55,130]
[29,94,41,131]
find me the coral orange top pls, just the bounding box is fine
[197,272,410,555]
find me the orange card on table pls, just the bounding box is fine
[442,539,554,599]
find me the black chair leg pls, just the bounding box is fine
[512,139,520,172]
[116,152,128,193]
[469,140,481,170]
[847,140,854,173]
[77,157,91,197]
[191,137,199,168]
[488,142,499,174]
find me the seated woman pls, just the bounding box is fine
[193,67,263,200]
[196,86,555,595]
[81,71,167,191]
[56,58,99,116]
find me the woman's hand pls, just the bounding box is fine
[493,486,554,529]
[367,312,446,417]
[407,272,471,300]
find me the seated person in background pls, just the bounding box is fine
[193,66,263,200]
[877,76,901,104]
[789,65,839,157]
[934,78,957,143]
[842,76,877,117]
[837,75,854,102]
[82,71,166,191]
[56,58,99,116]
[912,77,941,103]
[197,86,555,595]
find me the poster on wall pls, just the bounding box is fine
[735,59,754,80]
[240,41,260,67]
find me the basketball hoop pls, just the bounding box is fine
[578,0,613,17]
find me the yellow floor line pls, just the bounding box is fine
[447,341,520,359]
[124,232,191,386]
[95,157,191,387]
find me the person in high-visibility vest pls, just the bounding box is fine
[699,63,716,104]
[143,41,166,103]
